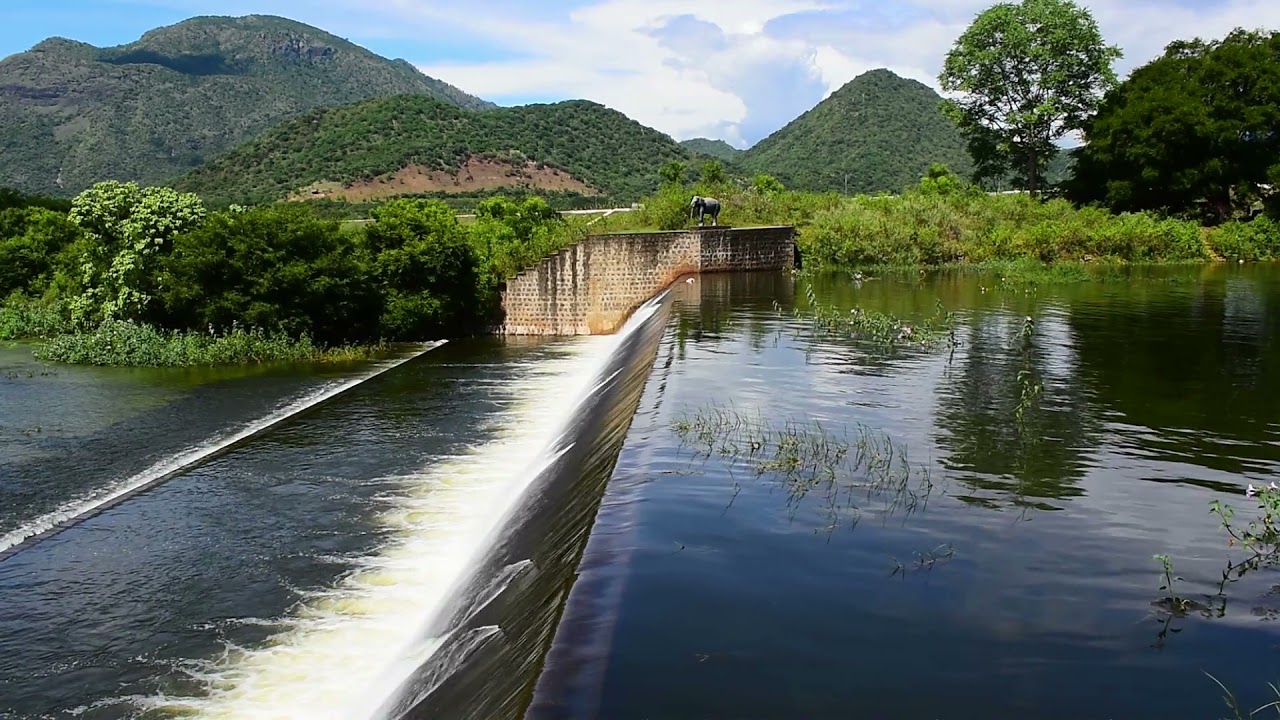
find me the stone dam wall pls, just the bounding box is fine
[497,226,796,335]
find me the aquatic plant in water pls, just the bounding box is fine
[1013,315,1044,432]
[795,282,957,350]
[1210,482,1280,595]
[670,403,942,536]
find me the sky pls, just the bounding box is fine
[3,0,1280,148]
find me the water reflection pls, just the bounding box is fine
[933,307,1104,511]
[541,264,1280,720]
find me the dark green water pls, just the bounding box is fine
[2,264,1279,719]
[532,265,1280,720]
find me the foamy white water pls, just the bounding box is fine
[0,343,443,558]
[137,297,664,720]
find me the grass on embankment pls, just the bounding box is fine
[31,320,385,368]
[796,190,1280,270]
[598,180,1280,272]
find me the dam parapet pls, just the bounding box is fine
[497,226,796,336]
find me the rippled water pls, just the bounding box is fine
[3,264,1280,720]
[0,336,614,718]
[533,266,1280,720]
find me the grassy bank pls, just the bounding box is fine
[799,191,1280,269]
[32,320,385,367]
[595,175,1280,272]
[1,185,588,367]
[6,174,1279,368]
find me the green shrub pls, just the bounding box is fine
[1208,216,1280,261]
[365,198,482,338]
[469,196,582,284]
[0,208,84,298]
[798,189,1218,270]
[34,319,378,367]
[160,204,380,344]
[0,297,73,341]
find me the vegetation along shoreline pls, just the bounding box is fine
[2,0,1278,366]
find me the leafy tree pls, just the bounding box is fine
[65,181,206,324]
[659,161,689,186]
[700,160,728,185]
[918,163,977,196]
[365,199,480,339]
[1066,29,1280,222]
[159,204,379,344]
[751,174,786,194]
[474,196,561,240]
[938,0,1121,196]
[0,207,83,298]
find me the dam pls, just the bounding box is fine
[5,245,1280,719]
[497,226,797,335]
[0,228,796,719]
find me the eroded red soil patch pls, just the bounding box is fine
[291,158,601,202]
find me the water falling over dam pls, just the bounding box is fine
[370,291,673,720]
[73,291,671,720]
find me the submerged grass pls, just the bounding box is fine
[671,403,943,535]
[35,320,386,367]
[789,282,958,349]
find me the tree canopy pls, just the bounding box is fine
[1066,29,1280,221]
[939,0,1121,195]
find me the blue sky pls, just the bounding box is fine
[4,0,1277,146]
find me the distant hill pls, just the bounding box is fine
[0,15,493,196]
[741,69,974,194]
[680,138,743,163]
[176,95,697,205]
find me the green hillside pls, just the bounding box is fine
[680,138,744,162]
[0,15,493,196]
[741,69,974,194]
[176,95,698,205]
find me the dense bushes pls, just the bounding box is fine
[365,199,481,338]
[0,207,82,298]
[5,170,1279,366]
[799,192,1217,267]
[0,183,583,365]
[160,204,382,344]
[800,192,1280,269]
[602,167,1280,271]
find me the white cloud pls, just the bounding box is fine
[128,0,1280,146]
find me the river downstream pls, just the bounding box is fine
[2,265,1279,719]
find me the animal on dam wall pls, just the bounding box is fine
[690,196,721,227]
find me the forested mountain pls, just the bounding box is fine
[741,69,974,194]
[176,95,698,205]
[680,138,744,162]
[0,15,493,196]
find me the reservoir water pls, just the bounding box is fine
[2,265,1279,719]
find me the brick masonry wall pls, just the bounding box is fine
[498,226,795,335]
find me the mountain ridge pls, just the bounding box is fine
[740,68,975,194]
[0,14,494,196]
[174,94,698,205]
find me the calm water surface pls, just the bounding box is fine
[3,264,1280,720]
[534,265,1280,720]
